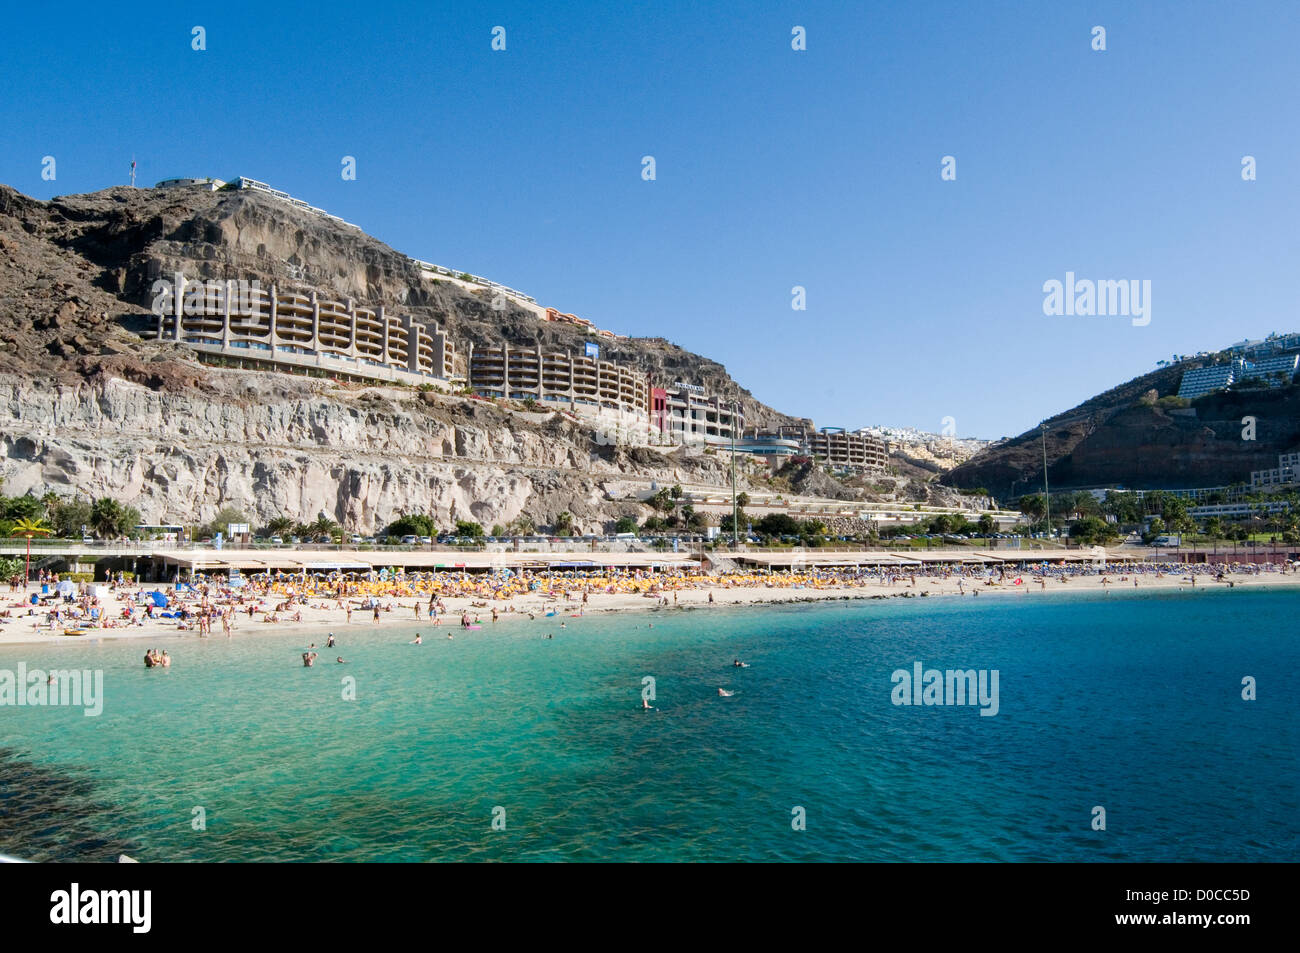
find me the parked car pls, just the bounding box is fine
[349,535,362,545]
[400,535,418,545]
[363,536,377,544]
[419,536,433,545]
[269,536,283,545]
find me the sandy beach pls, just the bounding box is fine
[3,565,1298,648]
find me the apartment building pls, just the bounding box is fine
[468,344,649,421]
[1250,452,1300,489]
[806,427,888,471]
[154,280,458,384]
[650,384,745,445]
[1177,361,1244,399]
[1178,354,1299,399]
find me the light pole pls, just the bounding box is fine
[1041,423,1051,543]
[731,399,738,548]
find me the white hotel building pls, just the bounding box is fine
[651,383,745,445]
[1250,452,1300,489]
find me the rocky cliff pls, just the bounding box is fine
[0,180,798,529]
[0,182,793,427]
[0,370,731,533]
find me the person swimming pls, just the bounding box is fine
[336,657,346,664]
[327,633,336,648]
[302,651,317,667]
[733,659,749,668]
[717,688,734,697]
[410,633,422,644]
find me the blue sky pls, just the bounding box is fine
[3,1,1298,438]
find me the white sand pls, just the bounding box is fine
[1,567,1294,647]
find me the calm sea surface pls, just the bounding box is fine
[1,587,1296,862]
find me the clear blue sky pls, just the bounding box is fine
[3,1,1298,439]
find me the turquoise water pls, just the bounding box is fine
[1,587,1296,862]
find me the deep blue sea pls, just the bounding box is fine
[1,586,1296,862]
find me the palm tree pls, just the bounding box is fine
[266,516,295,536]
[309,516,339,539]
[12,517,51,585]
[1204,517,1224,555]
[90,498,125,539]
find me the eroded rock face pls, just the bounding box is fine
[0,371,729,533]
[0,181,800,526]
[0,182,797,429]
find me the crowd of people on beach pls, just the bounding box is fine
[1,558,1295,641]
